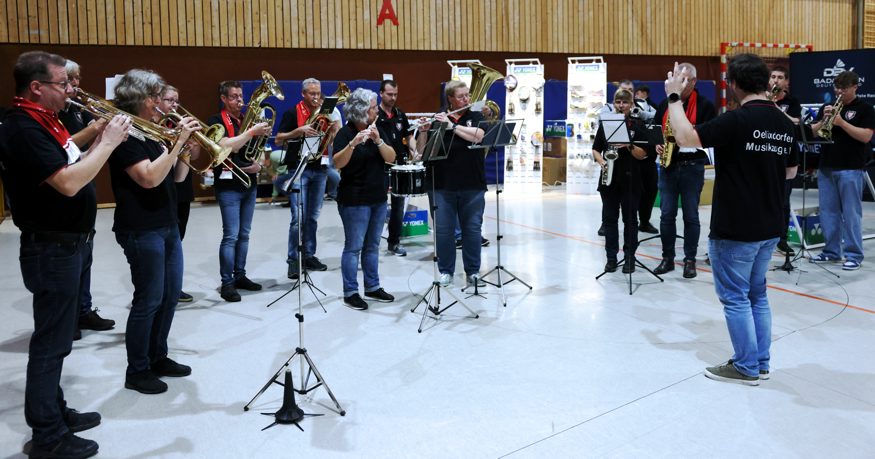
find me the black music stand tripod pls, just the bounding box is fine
[593,115,663,295]
[473,119,533,306]
[245,134,345,428]
[410,123,480,332]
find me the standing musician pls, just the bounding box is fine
[332,88,397,310]
[109,69,200,394]
[376,79,416,257]
[652,63,717,279]
[768,65,803,256]
[206,81,271,302]
[0,51,129,458]
[275,78,338,279]
[429,80,486,289]
[592,89,653,273]
[808,71,875,270]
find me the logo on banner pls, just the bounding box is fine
[845,110,856,120]
[575,64,602,72]
[513,66,540,74]
[813,59,864,88]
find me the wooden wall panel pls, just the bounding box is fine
[0,0,861,55]
[865,0,875,48]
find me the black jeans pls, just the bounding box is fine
[639,160,658,225]
[20,233,91,445]
[601,176,641,262]
[387,193,405,246]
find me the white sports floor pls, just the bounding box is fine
[2,188,874,458]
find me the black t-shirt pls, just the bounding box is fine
[206,113,258,191]
[332,121,389,206]
[592,117,654,191]
[0,109,96,232]
[109,137,178,232]
[376,105,411,165]
[431,109,486,191]
[653,90,718,164]
[774,93,802,119]
[58,104,94,136]
[695,100,795,241]
[276,108,326,171]
[814,97,875,170]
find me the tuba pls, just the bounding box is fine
[304,82,351,160]
[661,117,676,169]
[816,98,844,140]
[240,71,284,163]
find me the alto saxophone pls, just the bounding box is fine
[600,147,619,186]
[661,117,676,169]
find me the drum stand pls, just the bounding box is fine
[245,136,344,423]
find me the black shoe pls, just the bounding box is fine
[683,259,697,278]
[287,259,300,280]
[364,288,395,303]
[78,309,115,331]
[776,240,795,256]
[124,370,168,394]
[653,259,675,275]
[638,222,659,234]
[178,291,193,303]
[597,225,605,236]
[303,256,328,271]
[73,328,82,341]
[455,239,463,249]
[220,284,241,302]
[151,357,192,377]
[63,409,101,433]
[26,432,98,459]
[480,237,490,247]
[343,293,368,311]
[604,260,618,272]
[234,275,262,291]
[622,259,636,274]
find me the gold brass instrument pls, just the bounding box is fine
[304,82,351,160]
[240,70,285,163]
[177,104,226,143]
[69,88,178,144]
[661,117,676,169]
[482,100,501,121]
[600,147,619,186]
[413,63,505,130]
[816,98,844,140]
[767,84,782,102]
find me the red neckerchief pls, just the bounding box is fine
[12,97,72,147]
[448,109,465,124]
[221,109,239,137]
[662,89,698,127]
[296,101,312,127]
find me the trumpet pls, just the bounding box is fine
[816,98,844,140]
[767,84,782,101]
[600,147,619,186]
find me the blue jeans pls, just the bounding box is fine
[337,202,387,297]
[217,186,257,285]
[286,167,327,262]
[817,168,864,263]
[20,235,90,445]
[77,237,94,317]
[435,189,485,276]
[709,237,779,377]
[116,227,183,374]
[659,161,705,261]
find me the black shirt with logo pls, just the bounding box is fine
[375,105,411,165]
[592,116,654,191]
[431,109,486,191]
[276,109,326,171]
[109,137,178,232]
[695,100,795,241]
[0,109,96,232]
[332,121,389,206]
[774,93,802,119]
[814,97,875,170]
[206,112,258,191]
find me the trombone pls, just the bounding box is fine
[68,88,178,145]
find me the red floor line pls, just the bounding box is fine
[486,215,875,315]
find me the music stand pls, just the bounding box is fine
[471,119,533,306]
[410,123,480,333]
[245,131,345,423]
[594,116,664,295]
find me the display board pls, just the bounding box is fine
[565,57,606,195]
[789,49,875,106]
[503,59,545,193]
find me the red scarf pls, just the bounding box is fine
[221,109,239,137]
[12,97,72,147]
[296,101,312,127]
[662,89,698,127]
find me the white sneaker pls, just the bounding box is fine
[466,274,487,288]
[439,273,453,287]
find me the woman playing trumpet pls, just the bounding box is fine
[332,88,397,311]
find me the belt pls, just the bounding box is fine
[675,159,704,167]
[22,230,95,245]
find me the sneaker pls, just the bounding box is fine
[842,260,861,271]
[304,256,328,271]
[704,363,759,386]
[454,239,463,250]
[776,240,795,256]
[234,275,262,291]
[466,274,487,289]
[364,288,395,303]
[178,291,193,303]
[26,432,98,459]
[439,273,453,287]
[151,357,192,377]
[63,409,101,433]
[287,259,300,280]
[809,253,840,264]
[480,237,490,247]
[220,284,241,302]
[124,370,168,394]
[343,293,368,310]
[727,359,770,380]
[388,243,407,256]
[78,309,115,331]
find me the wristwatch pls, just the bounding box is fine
[668,93,681,103]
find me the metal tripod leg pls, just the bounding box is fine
[481,264,532,306]
[412,281,479,333]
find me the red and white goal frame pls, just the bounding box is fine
[719,41,814,112]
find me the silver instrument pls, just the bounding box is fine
[600,147,619,186]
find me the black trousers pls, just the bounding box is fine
[638,161,658,225]
[781,179,792,243]
[177,201,191,240]
[601,176,641,262]
[387,193,405,246]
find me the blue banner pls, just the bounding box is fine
[790,49,875,105]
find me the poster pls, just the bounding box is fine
[566,57,606,195]
[503,59,545,193]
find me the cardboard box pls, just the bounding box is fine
[542,157,567,185]
[787,208,825,245]
[402,210,429,237]
[543,137,567,159]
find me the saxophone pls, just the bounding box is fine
[661,117,676,169]
[600,147,619,186]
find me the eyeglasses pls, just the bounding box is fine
[453,93,471,100]
[39,80,72,88]
[162,98,179,104]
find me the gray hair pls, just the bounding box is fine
[678,62,698,79]
[445,80,467,104]
[65,59,80,77]
[302,78,320,92]
[344,88,377,125]
[113,69,165,115]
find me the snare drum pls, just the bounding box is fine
[390,164,426,197]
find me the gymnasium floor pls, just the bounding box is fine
[1,189,874,458]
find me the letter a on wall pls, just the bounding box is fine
[377,0,399,26]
